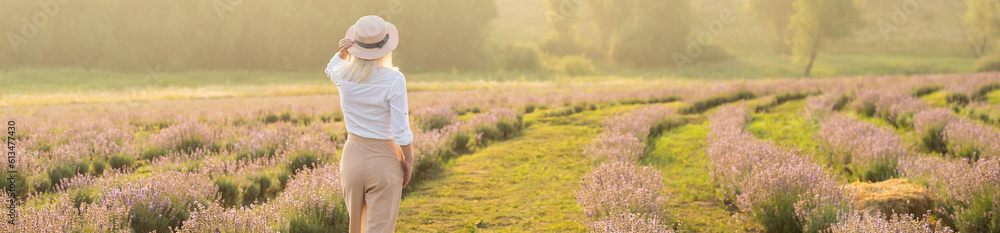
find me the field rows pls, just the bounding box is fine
[1,73,1000,232]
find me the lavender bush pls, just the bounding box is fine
[942,116,1000,161]
[98,171,218,232]
[583,131,645,162]
[589,212,676,233]
[270,163,349,231]
[412,126,452,171]
[577,105,677,231]
[736,160,849,233]
[933,158,1000,232]
[602,105,674,142]
[413,105,458,131]
[182,163,347,232]
[829,211,953,233]
[852,90,927,129]
[581,105,677,178]
[901,157,1000,232]
[576,161,669,225]
[914,109,953,155]
[707,105,804,199]
[957,101,1000,126]
[146,120,223,159]
[0,193,130,232]
[177,203,273,233]
[230,124,295,161]
[818,116,907,182]
[805,93,849,120]
[914,108,1000,161]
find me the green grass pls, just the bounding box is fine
[396,105,639,232]
[746,100,822,156]
[642,120,756,232]
[988,90,1000,104]
[921,90,950,108]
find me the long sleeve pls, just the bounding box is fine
[387,74,413,145]
[325,52,345,81]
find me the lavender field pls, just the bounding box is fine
[2,73,1000,232]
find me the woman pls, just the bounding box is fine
[325,15,414,233]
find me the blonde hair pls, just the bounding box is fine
[336,53,396,83]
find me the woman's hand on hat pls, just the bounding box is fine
[338,38,354,59]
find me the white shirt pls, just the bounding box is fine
[325,52,413,145]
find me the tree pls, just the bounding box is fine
[746,0,796,54]
[612,0,690,67]
[965,0,1000,65]
[584,0,636,62]
[393,0,498,71]
[788,0,863,77]
[0,0,498,72]
[583,0,690,66]
[541,0,584,56]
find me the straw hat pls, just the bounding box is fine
[345,15,399,60]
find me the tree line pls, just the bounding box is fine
[3,0,999,75]
[541,0,1000,76]
[1,0,497,72]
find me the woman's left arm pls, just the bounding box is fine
[388,73,415,187]
[398,144,413,187]
[388,74,413,145]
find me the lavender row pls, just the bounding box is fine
[804,93,850,120]
[3,79,719,126]
[577,161,671,232]
[900,156,1000,232]
[584,105,675,162]
[178,163,346,232]
[1,161,347,232]
[817,115,909,182]
[706,105,850,232]
[914,108,1000,161]
[411,108,521,177]
[852,90,928,129]
[829,211,953,233]
[6,118,342,200]
[577,105,676,232]
[5,72,996,127]
[706,105,804,199]
[2,171,218,232]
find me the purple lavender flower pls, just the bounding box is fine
[830,210,954,233]
[817,115,907,181]
[576,161,669,223]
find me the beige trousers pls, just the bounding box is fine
[340,133,404,233]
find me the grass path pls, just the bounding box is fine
[746,100,822,156]
[643,119,757,232]
[395,105,639,232]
